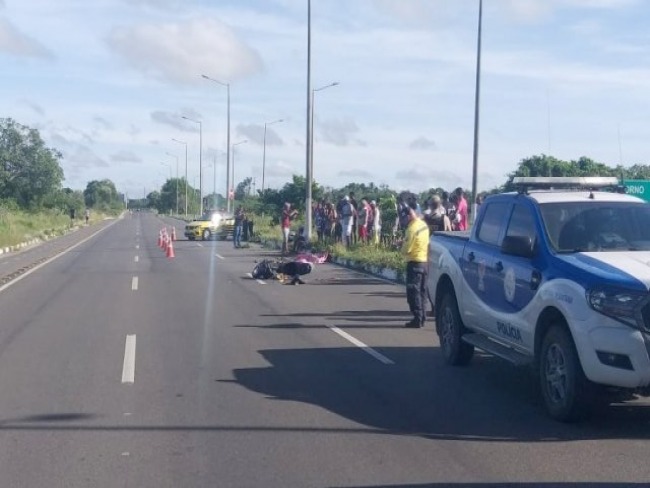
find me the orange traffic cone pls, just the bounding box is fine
[166,238,175,259]
[163,234,169,253]
[171,227,176,241]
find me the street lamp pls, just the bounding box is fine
[305,0,313,241]
[171,138,188,217]
[201,74,232,213]
[262,118,284,194]
[181,116,203,215]
[310,82,339,183]
[166,151,179,215]
[212,150,226,210]
[470,0,483,224]
[232,140,248,201]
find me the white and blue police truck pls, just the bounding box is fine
[428,177,650,421]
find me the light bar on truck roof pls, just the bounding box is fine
[512,176,619,189]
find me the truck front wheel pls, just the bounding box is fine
[437,291,474,366]
[539,325,592,422]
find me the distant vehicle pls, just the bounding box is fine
[428,177,650,421]
[184,211,235,241]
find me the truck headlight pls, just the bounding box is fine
[587,287,648,329]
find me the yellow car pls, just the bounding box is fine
[184,212,235,241]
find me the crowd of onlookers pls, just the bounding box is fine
[308,187,473,249]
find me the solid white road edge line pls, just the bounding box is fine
[134,256,139,262]
[256,279,266,285]
[131,276,138,291]
[121,334,136,383]
[0,218,121,295]
[328,326,395,365]
[215,253,224,259]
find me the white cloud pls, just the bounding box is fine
[266,161,296,178]
[502,0,639,21]
[63,145,109,168]
[318,118,365,146]
[110,150,142,163]
[150,108,202,132]
[107,18,263,85]
[0,17,52,58]
[395,166,463,191]
[21,99,45,116]
[236,123,284,146]
[338,169,372,179]
[93,116,113,130]
[410,136,437,151]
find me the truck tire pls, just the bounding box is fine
[539,325,592,422]
[437,291,474,366]
[188,236,195,241]
[202,229,211,241]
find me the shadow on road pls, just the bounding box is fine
[337,484,648,487]
[230,346,650,442]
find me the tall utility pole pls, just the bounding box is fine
[213,154,217,209]
[172,138,188,216]
[232,140,248,200]
[305,0,313,241]
[261,118,283,194]
[201,75,231,213]
[181,116,203,215]
[470,0,483,225]
[310,82,339,183]
[166,151,179,215]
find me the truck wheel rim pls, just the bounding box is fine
[544,343,568,405]
[440,306,455,353]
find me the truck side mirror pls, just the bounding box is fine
[501,235,535,258]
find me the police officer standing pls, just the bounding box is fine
[402,197,430,328]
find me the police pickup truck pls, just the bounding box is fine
[428,177,650,421]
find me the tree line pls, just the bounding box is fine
[150,153,650,221]
[0,118,125,214]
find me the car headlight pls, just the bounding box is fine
[211,215,221,226]
[587,287,648,329]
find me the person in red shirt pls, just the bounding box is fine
[358,198,370,242]
[281,202,298,254]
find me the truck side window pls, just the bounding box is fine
[477,202,508,246]
[506,204,537,244]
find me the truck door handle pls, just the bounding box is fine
[495,261,504,273]
[531,270,542,290]
[468,252,475,262]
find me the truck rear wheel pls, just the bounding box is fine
[539,325,592,422]
[437,291,474,366]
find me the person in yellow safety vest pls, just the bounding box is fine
[401,197,430,328]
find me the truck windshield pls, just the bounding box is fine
[540,202,650,252]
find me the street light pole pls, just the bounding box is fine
[261,118,283,194]
[232,140,248,201]
[305,0,313,241]
[310,82,339,183]
[470,0,483,225]
[172,138,188,217]
[201,74,231,213]
[181,116,203,215]
[166,151,179,215]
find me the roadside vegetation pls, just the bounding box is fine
[141,154,650,272]
[0,118,125,249]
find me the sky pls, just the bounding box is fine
[2,0,650,198]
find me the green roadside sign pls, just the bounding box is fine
[623,180,650,202]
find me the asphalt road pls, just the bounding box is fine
[0,211,649,487]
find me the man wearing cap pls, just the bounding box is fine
[402,197,430,328]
